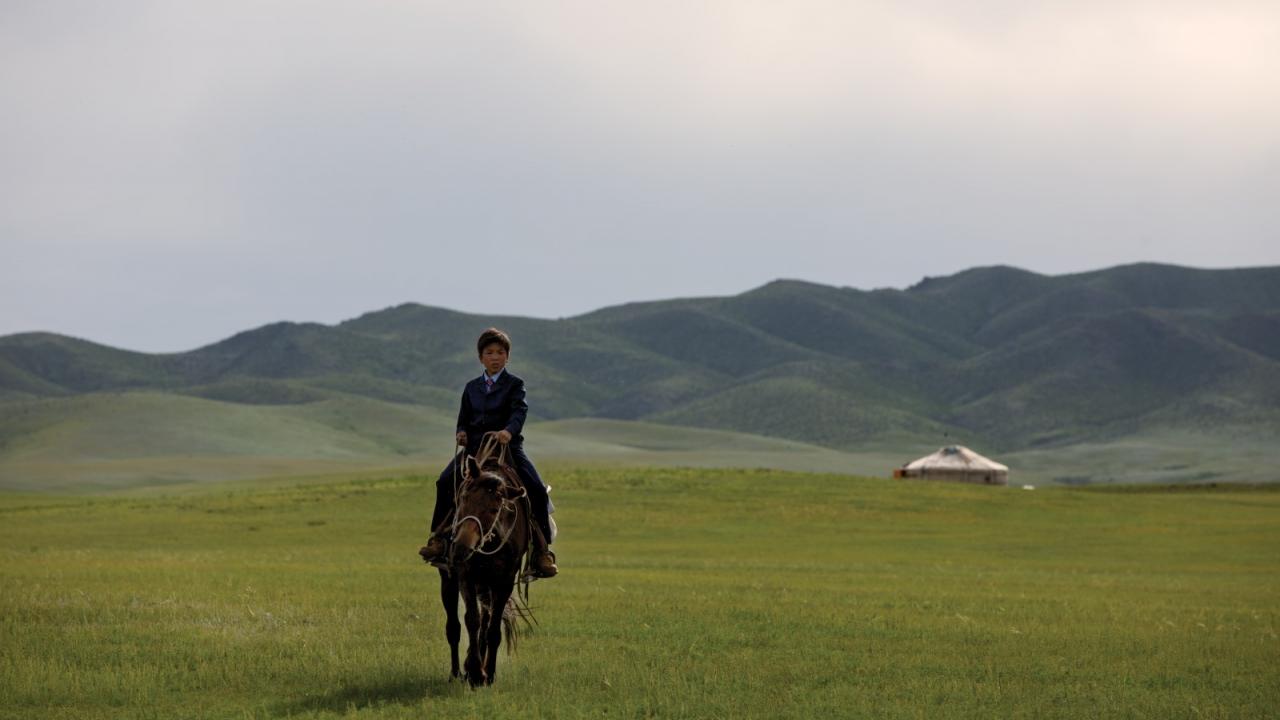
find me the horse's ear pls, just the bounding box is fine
[465,456,480,480]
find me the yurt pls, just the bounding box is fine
[896,445,1009,486]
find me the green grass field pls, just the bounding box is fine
[2,466,1277,719]
[5,391,1278,494]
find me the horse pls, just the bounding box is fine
[436,446,534,687]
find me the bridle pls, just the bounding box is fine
[451,447,527,560]
[452,486,524,558]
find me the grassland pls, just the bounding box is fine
[0,392,894,492]
[4,391,1277,494]
[2,466,1277,719]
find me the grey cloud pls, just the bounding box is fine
[2,1,1278,351]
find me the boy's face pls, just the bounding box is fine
[480,343,508,376]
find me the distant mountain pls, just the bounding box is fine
[3,263,1279,457]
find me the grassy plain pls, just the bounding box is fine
[0,393,914,492]
[2,466,1278,719]
[4,391,1277,493]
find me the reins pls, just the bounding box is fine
[474,432,512,470]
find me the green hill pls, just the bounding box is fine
[0,392,456,491]
[2,263,1279,488]
[0,391,909,491]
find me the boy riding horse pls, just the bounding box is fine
[420,328,558,578]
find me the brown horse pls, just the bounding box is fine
[437,450,532,686]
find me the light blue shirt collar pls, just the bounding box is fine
[483,369,505,384]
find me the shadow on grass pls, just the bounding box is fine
[276,673,459,715]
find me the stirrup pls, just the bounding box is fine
[529,549,557,579]
[419,538,450,568]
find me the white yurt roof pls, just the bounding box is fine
[905,445,1008,472]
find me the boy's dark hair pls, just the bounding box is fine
[477,328,512,356]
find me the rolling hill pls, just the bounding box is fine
[2,262,1278,488]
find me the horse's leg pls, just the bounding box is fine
[482,578,516,685]
[461,583,484,687]
[476,587,493,680]
[438,569,461,679]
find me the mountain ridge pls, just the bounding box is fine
[3,263,1278,460]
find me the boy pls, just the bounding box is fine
[419,328,558,578]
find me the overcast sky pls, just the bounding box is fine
[3,1,1278,352]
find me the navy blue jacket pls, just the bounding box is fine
[456,371,529,450]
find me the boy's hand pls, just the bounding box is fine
[455,431,467,446]
[496,430,512,444]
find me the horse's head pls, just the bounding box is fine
[450,456,526,559]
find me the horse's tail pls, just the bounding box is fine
[501,589,537,654]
